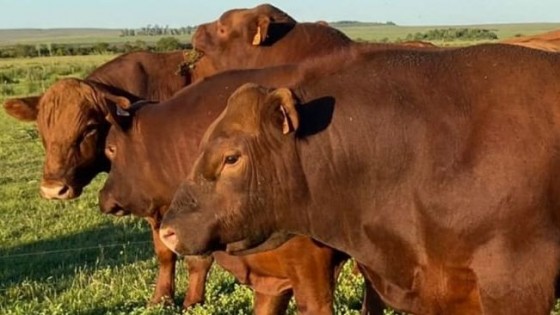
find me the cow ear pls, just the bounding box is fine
[3,96,41,122]
[267,88,299,134]
[252,15,270,45]
[103,94,133,130]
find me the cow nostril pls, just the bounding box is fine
[100,197,128,216]
[161,229,175,239]
[40,182,73,200]
[160,227,179,251]
[108,204,127,216]
[58,185,69,196]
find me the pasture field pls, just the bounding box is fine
[1,22,559,47]
[0,55,115,97]
[335,22,560,44]
[0,28,191,47]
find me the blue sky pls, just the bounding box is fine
[1,0,560,29]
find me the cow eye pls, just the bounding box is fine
[224,155,239,165]
[84,124,98,137]
[74,124,98,147]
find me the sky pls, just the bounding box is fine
[1,0,560,29]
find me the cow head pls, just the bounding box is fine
[192,4,296,69]
[160,83,307,255]
[3,78,133,200]
[98,103,163,218]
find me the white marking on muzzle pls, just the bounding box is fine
[40,184,71,200]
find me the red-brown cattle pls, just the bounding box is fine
[160,44,560,314]
[502,29,560,52]
[191,4,351,75]
[3,50,191,199]
[2,50,218,307]
[98,63,356,314]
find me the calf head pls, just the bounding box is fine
[3,78,132,200]
[192,4,296,70]
[160,83,307,256]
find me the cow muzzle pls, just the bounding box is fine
[98,191,130,217]
[159,212,222,256]
[159,227,179,252]
[40,180,76,200]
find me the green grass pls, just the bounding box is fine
[332,22,560,46]
[0,55,115,96]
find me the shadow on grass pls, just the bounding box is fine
[78,301,182,315]
[0,221,153,289]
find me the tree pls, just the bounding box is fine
[93,42,110,54]
[156,37,181,51]
[14,44,37,58]
[135,40,148,50]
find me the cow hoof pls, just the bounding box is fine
[148,295,174,307]
[182,298,204,310]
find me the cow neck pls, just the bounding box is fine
[86,68,143,99]
[129,76,237,193]
[273,84,386,267]
[85,52,188,102]
[265,23,350,67]
[88,80,142,103]
[126,65,307,209]
[276,74,428,311]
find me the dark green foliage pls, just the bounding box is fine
[155,37,182,52]
[405,28,498,41]
[0,40,190,59]
[93,42,110,54]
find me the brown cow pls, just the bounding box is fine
[400,40,437,48]
[502,29,560,52]
[3,50,190,199]
[98,63,355,314]
[191,4,352,74]
[1,50,219,307]
[3,4,360,312]
[160,44,560,314]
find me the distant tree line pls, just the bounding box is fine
[0,37,190,59]
[120,25,196,37]
[333,21,397,26]
[405,28,498,41]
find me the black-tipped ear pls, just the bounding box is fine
[3,96,41,122]
[251,15,271,45]
[266,88,299,134]
[103,94,133,130]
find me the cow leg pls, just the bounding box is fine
[146,216,176,305]
[361,278,386,315]
[288,247,340,314]
[253,291,292,315]
[182,255,214,308]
